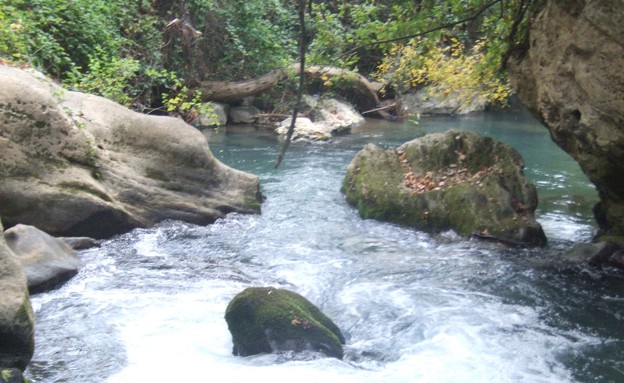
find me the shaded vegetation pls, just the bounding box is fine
[0,0,540,115]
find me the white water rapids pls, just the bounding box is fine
[25,111,624,383]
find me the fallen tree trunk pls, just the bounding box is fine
[195,64,382,112]
[196,69,285,101]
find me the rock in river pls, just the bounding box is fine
[225,287,345,359]
[0,65,262,239]
[0,220,35,371]
[4,224,80,294]
[342,130,547,246]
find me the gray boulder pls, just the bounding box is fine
[4,224,80,294]
[225,287,345,359]
[0,65,262,239]
[402,87,486,115]
[276,97,364,141]
[229,105,261,124]
[0,221,35,371]
[343,130,547,246]
[191,102,229,128]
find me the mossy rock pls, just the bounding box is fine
[225,287,345,359]
[342,130,547,246]
[0,368,30,383]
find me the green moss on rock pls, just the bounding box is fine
[343,130,547,246]
[225,287,345,359]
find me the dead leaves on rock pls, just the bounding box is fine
[397,147,502,194]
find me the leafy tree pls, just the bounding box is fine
[308,0,539,106]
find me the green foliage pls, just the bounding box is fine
[0,0,129,76]
[172,0,299,80]
[0,2,29,63]
[66,47,141,106]
[1,0,537,112]
[377,37,511,106]
[308,0,538,105]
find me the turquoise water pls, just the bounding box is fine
[27,111,624,383]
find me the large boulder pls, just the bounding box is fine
[0,221,35,371]
[225,287,345,359]
[342,130,547,246]
[0,65,262,239]
[4,224,80,294]
[508,0,624,239]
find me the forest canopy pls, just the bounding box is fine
[0,0,539,115]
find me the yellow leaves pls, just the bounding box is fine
[376,37,512,106]
[396,147,503,195]
[290,316,312,329]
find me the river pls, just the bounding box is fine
[25,110,624,383]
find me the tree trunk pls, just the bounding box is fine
[195,65,382,112]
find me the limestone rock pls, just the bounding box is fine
[276,97,364,141]
[229,105,261,124]
[225,287,345,359]
[402,87,486,116]
[0,65,262,239]
[191,102,229,128]
[57,237,101,250]
[310,98,365,128]
[4,224,80,294]
[0,221,35,371]
[342,130,546,246]
[508,0,624,237]
[276,117,338,141]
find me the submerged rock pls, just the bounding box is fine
[4,224,80,294]
[225,287,345,359]
[342,130,546,246]
[0,65,262,239]
[0,221,35,371]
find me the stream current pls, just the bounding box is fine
[25,110,624,382]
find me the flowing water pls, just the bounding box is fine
[25,110,624,383]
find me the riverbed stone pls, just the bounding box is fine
[57,236,101,250]
[402,87,486,116]
[229,105,261,124]
[276,97,364,141]
[508,0,624,238]
[342,130,546,246]
[0,221,35,371]
[191,102,229,127]
[4,224,80,294]
[0,65,262,239]
[225,287,345,359]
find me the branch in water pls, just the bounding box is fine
[275,0,307,169]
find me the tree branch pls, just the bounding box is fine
[338,0,503,59]
[275,0,307,169]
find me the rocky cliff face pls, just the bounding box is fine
[508,0,624,238]
[0,65,262,239]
